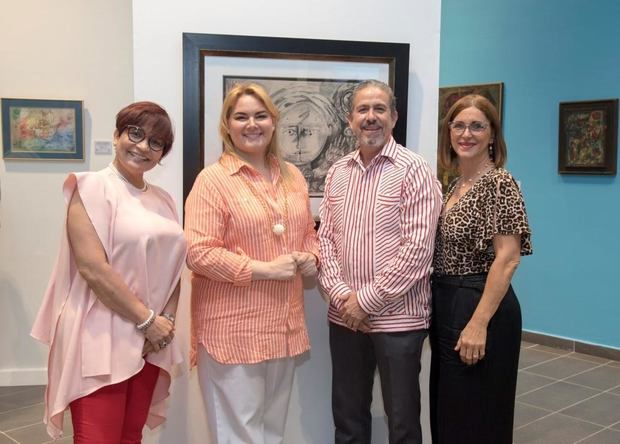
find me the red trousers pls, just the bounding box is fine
[70,362,160,444]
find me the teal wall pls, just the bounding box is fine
[440,0,620,348]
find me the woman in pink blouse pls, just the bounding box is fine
[185,83,318,443]
[31,102,187,442]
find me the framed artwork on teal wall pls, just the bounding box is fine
[558,99,618,175]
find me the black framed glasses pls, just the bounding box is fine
[448,121,489,135]
[124,125,165,152]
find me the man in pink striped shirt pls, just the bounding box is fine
[318,80,442,443]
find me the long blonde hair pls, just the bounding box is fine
[219,83,289,178]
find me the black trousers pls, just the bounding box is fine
[329,322,427,444]
[429,274,521,444]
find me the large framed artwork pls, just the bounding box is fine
[182,33,410,211]
[436,82,503,192]
[558,99,618,175]
[1,98,84,160]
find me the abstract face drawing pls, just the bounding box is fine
[278,100,332,164]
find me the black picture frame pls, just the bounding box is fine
[182,33,410,203]
[558,99,618,175]
[1,98,84,161]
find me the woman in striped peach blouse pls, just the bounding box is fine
[184,83,319,443]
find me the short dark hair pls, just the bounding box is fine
[115,101,174,158]
[349,80,397,115]
[438,94,506,171]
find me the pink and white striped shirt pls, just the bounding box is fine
[318,137,442,332]
[185,153,318,364]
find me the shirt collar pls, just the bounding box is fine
[349,136,399,167]
[219,152,281,180]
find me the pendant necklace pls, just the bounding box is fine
[109,163,148,192]
[457,160,494,190]
[239,171,288,236]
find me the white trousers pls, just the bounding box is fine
[197,346,296,444]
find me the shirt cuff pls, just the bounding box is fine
[357,285,383,315]
[232,257,252,287]
[329,282,352,304]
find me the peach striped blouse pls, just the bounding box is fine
[185,153,318,365]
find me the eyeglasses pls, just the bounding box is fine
[124,125,165,152]
[448,121,489,135]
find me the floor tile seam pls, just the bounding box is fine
[42,433,72,444]
[519,353,566,371]
[526,360,609,384]
[519,369,558,381]
[555,410,613,428]
[512,405,557,431]
[43,435,72,444]
[601,384,620,396]
[555,391,618,423]
[514,393,612,431]
[516,378,561,398]
[531,345,573,356]
[0,398,47,416]
[3,418,45,434]
[557,378,612,393]
[0,391,28,401]
[515,399,555,410]
[554,362,616,391]
[0,387,41,399]
[0,431,19,444]
[565,351,612,365]
[572,426,615,444]
[0,402,44,418]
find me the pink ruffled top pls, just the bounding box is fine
[31,166,187,439]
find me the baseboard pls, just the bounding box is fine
[0,368,47,386]
[522,330,620,361]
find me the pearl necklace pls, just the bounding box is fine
[109,163,148,192]
[239,171,288,236]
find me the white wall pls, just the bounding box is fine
[132,1,441,443]
[0,0,440,441]
[0,0,134,385]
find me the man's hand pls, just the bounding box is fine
[340,292,371,332]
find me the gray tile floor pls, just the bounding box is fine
[1,342,619,443]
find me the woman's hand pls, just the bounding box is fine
[251,254,297,280]
[455,319,487,366]
[142,340,154,356]
[292,251,317,277]
[144,315,175,352]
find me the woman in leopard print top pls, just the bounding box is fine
[430,94,532,444]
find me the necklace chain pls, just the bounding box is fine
[238,171,289,237]
[458,161,494,189]
[109,164,148,192]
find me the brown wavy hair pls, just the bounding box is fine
[438,94,506,171]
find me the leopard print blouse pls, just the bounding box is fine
[433,168,532,275]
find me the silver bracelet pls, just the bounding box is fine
[161,312,175,324]
[136,309,155,331]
